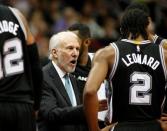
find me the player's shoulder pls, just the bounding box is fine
[96,43,115,56]
[0,5,12,14]
[161,40,167,49]
[94,44,115,62]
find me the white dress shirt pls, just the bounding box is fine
[52,61,77,106]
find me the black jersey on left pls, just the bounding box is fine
[0,5,33,104]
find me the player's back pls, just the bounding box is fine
[0,5,33,104]
[109,39,166,123]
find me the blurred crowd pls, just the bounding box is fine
[1,0,167,63]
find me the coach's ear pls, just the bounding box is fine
[51,48,58,59]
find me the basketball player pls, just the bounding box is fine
[83,8,166,131]
[0,4,42,131]
[125,3,167,130]
[125,2,166,46]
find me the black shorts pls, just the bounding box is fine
[112,120,163,131]
[0,102,36,131]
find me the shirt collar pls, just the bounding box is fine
[52,61,66,78]
[121,39,151,45]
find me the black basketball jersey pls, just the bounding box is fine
[0,5,33,103]
[109,39,166,123]
[153,34,165,45]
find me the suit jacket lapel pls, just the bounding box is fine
[48,62,72,105]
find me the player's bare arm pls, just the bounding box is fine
[11,7,35,45]
[162,40,167,67]
[83,45,115,131]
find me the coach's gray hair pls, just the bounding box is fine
[48,31,78,60]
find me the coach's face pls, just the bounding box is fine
[54,37,80,73]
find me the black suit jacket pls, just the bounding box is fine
[38,62,88,131]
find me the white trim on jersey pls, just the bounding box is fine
[121,39,151,45]
[153,34,166,46]
[107,42,118,124]
[159,46,167,81]
[109,42,119,80]
[153,34,159,44]
[107,82,113,123]
[161,89,167,111]
[159,45,167,111]
[8,7,27,40]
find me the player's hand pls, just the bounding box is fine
[98,99,108,111]
[100,123,117,131]
[158,113,167,131]
[161,113,167,121]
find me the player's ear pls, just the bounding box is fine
[120,27,123,35]
[84,38,91,46]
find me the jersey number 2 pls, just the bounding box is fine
[129,72,152,105]
[0,38,24,79]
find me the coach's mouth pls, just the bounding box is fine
[70,60,77,66]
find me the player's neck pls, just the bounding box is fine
[78,49,89,66]
[128,34,145,41]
